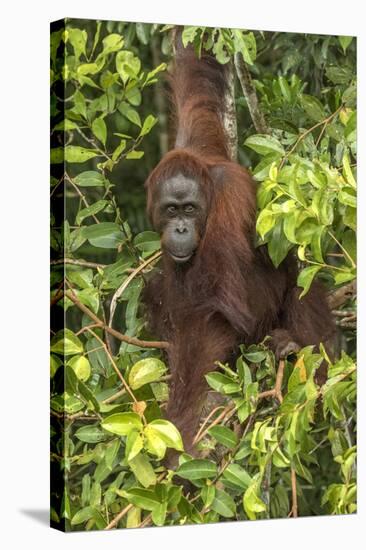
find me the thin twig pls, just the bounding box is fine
[109,250,162,330]
[64,173,100,224]
[193,405,227,443]
[105,504,133,530]
[64,286,169,349]
[74,125,112,161]
[50,287,64,307]
[106,473,166,530]
[86,328,140,408]
[327,231,356,269]
[102,388,126,404]
[291,467,298,518]
[194,360,285,446]
[193,404,236,445]
[258,359,285,403]
[51,258,107,269]
[279,105,343,169]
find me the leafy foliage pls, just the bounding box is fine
[50,20,356,531]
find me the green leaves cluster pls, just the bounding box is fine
[181,26,257,65]
[51,22,163,172]
[245,75,356,294]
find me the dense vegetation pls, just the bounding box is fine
[50,20,356,530]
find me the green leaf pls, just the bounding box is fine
[111,139,127,162]
[71,506,98,526]
[67,355,91,382]
[77,62,100,76]
[73,171,107,187]
[50,354,62,378]
[208,426,238,449]
[145,420,184,451]
[244,134,285,156]
[338,36,353,54]
[136,22,150,44]
[67,28,87,60]
[126,150,144,159]
[243,350,267,363]
[300,94,326,122]
[253,153,280,181]
[50,329,83,356]
[101,412,143,436]
[243,481,266,520]
[65,146,100,163]
[139,115,157,137]
[75,200,108,225]
[116,51,141,84]
[77,288,100,314]
[91,116,107,146]
[128,453,157,487]
[342,153,356,188]
[297,265,321,298]
[310,225,325,263]
[50,148,64,164]
[82,222,124,249]
[75,425,109,444]
[118,102,141,127]
[283,210,302,244]
[278,76,292,102]
[144,427,167,459]
[272,447,290,468]
[105,439,120,469]
[343,205,356,231]
[182,27,199,47]
[205,372,234,393]
[125,429,144,461]
[334,271,355,285]
[125,85,142,106]
[129,357,167,390]
[342,230,356,264]
[126,506,141,528]
[133,231,161,256]
[211,489,236,518]
[175,459,217,480]
[201,485,216,507]
[65,364,79,395]
[151,502,167,526]
[145,63,167,85]
[223,463,252,489]
[267,221,293,267]
[72,90,87,118]
[256,208,276,239]
[212,32,230,64]
[123,487,160,510]
[339,188,356,210]
[100,33,124,56]
[232,30,257,65]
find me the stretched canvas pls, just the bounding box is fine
[50,18,357,531]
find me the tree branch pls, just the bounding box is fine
[223,60,238,161]
[290,467,298,518]
[64,287,169,350]
[327,280,356,310]
[109,250,162,331]
[234,53,269,134]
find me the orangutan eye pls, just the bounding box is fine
[184,204,195,213]
[167,205,177,214]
